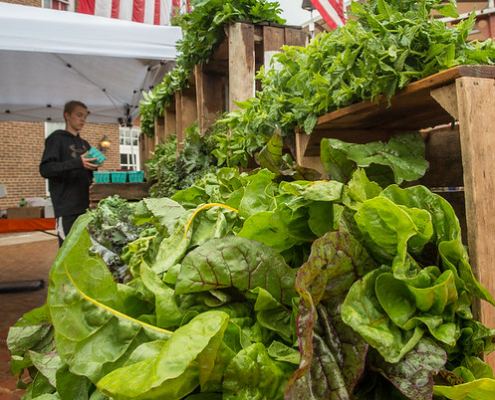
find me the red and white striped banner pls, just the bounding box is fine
[78,0,190,25]
[309,0,346,30]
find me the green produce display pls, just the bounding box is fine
[227,0,495,143]
[8,132,495,399]
[140,0,285,137]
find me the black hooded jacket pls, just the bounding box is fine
[39,130,93,218]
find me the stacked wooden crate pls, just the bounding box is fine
[141,22,308,159]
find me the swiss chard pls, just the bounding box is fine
[8,132,495,400]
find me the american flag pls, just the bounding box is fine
[309,0,346,30]
[78,0,190,25]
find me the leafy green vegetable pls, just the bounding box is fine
[140,0,285,137]
[226,0,495,157]
[9,131,495,399]
[86,195,146,282]
[321,132,429,186]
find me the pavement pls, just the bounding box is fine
[0,230,59,400]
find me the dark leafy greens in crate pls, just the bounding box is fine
[8,132,495,399]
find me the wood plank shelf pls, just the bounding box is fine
[296,65,495,157]
[295,64,495,367]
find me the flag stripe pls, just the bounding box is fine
[119,0,132,21]
[78,0,186,25]
[78,0,95,15]
[111,0,120,19]
[133,0,146,23]
[94,0,112,18]
[143,0,155,24]
[154,0,161,25]
[310,0,345,30]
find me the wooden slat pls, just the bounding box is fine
[415,125,464,187]
[90,182,151,202]
[164,104,176,138]
[195,65,225,133]
[263,26,285,52]
[154,117,165,145]
[228,23,255,112]
[430,83,459,120]
[176,87,197,150]
[284,26,309,47]
[455,77,495,367]
[298,65,495,156]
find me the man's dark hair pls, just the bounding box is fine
[63,100,88,117]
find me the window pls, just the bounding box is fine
[119,127,141,171]
[42,0,74,11]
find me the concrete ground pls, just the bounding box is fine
[0,230,59,400]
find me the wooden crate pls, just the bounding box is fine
[155,22,309,143]
[295,65,495,366]
[89,182,151,209]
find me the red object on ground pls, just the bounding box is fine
[0,218,56,233]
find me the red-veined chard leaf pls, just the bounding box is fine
[47,214,172,383]
[175,236,297,306]
[369,337,447,400]
[286,231,377,399]
[97,311,230,400]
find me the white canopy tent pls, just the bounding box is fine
[0,3,182,125]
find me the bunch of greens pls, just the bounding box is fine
[8,132,495,399]
[227,0,495,141]
[140,0,285,137]
[86,195,147,282]
[146,124,219,199]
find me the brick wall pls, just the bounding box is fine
[1,0,41,6]
[0,122,120,210]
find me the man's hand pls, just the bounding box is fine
[81,151,98,170]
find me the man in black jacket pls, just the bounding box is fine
[40,100,98,247]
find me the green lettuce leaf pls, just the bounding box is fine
[222,342,295,400]
[97,311,230,400]
[341,267,425,363]
[321,132,428,186]
[434,378,495,399]
[47,214,172,383]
